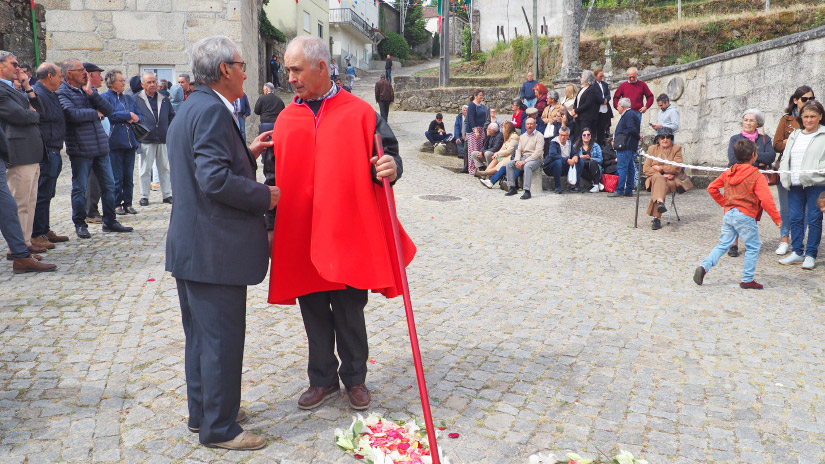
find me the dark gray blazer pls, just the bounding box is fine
[0,82,45,166]
[165,86,271,286]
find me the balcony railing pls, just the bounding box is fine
[329,8,376,41]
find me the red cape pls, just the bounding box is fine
[268,90,416,305]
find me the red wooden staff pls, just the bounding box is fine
[374,134,442,464]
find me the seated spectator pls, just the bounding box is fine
[511,99,526,134]
[425,113,452,145]
[523,107,545,135]
[479,121,520,187]
[543,126,579,194]
[336,78,351,93]
[574,128,603,192]
[504,117,545,200]
[642,129,691,230]
[601,136,618,175]
[534,83,549,115]
[541,90,562,127]
[472,122,504,174]
[488,108,501,129]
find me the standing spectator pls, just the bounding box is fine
[336,78,351,93]
[562,83,578,112]
[385,54,393,82]
[329,58,339,83]
[232,92,250,143]
[31,63,69,249]
[134,71,174,206]
[0,51,47,254]
[608,97,641,197]
[84,62,107,223]
[504,117,544,199]
[255,82,284,245]
[465,89,487,175]
[425,113,452,145]
[158,79,170,97]
[612,67,653,113]
[375,75,394,122]
[21,64,37,87]
[0,120,56,272]
[125,75,142,95]
[345,61,356,88]
[166,35,277,451]
[778,101,825,270]
[455,105,468,159]
[571,70,601,141]
[519,71,538,108]
[651,93,680,138]
[101,69,143,215]
[170,73,193,112]
[773,85,814,255]
[594,68,613,146]
[57,58,133,238]
[269,55,281,88]
[725,109,775,257]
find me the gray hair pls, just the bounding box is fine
[190,35,240,85]
[104,69,123,88]
[35,63,59,80]
[178,72,191,83]
[60,58,80,76]
[548,90,560,102]
[618,97,632,109]
[286,35,331,76]
[0,51,14,64]
[581,70,596,86]
[742,108,765,128]
[488,122,499,132]
[140,71,157,84]
[525,117,536,125]
[559,126,570,133]
[263,82,275,92]
[627,66,638,75]
[461,105,468,110]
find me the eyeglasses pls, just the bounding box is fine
[801,96,816,103]
[225,61,247,72]
[6,61,20,68]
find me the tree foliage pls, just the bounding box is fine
[404,5,429,48]
[260,0,286,43]
[461,27,471,61]
[378,33,410,61]
[431,32,440,57]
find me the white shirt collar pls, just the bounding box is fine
[213,89,237,122]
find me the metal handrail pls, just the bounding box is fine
[329,8,375,40]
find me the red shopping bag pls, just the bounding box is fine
[601,174,618,193]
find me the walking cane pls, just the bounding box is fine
[634,150,642,228]
[374,134,442,464]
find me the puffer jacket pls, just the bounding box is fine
[101,90,142,150]
[56,82,113,158]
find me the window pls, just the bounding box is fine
[303,11,310,32]
[140,66,174,85]
[318,22,323,38]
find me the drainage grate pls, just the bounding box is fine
[419,194,462,202]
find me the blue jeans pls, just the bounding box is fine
[701,208,762,283]
[545,158,564,191]
[32,150,63,238]
[523,97,537,108]
[70,155,118,227]
[110,147,137,208]
[237,117,247,143]
[0,158,29,258]
[385,69,392,82]
[425,132,452,143]
[787,185,825,258]
[776,182,790,239]
[615,149,636,195]
[490,166,518,185]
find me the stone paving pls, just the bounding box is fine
[2,64,825,464]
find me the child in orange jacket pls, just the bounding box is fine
[694,139,782,289]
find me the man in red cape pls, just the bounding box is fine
[269,36,416,411]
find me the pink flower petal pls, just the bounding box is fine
[147,278,155,282]
[448,432,459,439]
[369,359,377,364]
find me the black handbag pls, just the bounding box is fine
[613,133,628,150]
[130,122,151,142]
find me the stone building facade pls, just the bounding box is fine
[0,0,46,66]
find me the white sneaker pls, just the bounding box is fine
[589,185,599,193]
[802,256,816,270]
[480,178,493,189]
[599,183,605,191]
[775,242,790,255]
[779,252,805,265]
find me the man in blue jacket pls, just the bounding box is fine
[608,97,641,197]
[232,93,250,143]
[454,105,467,161]
[519,72,538,108]
[135,72,175,206]
[57,59,133,238]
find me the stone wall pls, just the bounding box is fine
[608,25,825,167]
[0,0,46,66]
[393,75,511,92]
[394,86,519,113]
[582,7,639,32]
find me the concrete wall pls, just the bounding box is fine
[330,25,372,70]
[266,0,328,40]
[1,0,46,67]
[607,25,825,167]
[476,0,563,52]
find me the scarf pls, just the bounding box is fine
[740,130,758,142]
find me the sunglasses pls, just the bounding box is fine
[582,133,592,137]
[801,96,816,103]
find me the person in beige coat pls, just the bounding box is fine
[504,117,545,199]
[643,131,690,230]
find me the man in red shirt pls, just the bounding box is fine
[612,67,653,114]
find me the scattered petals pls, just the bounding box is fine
[335,413,443,463]
[353,454,364,459]
[147,278,155,282]
[448,432,459,439]
[438,427,445,430]
[369,359,377,364]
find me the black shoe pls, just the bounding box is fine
[520,190,531,200]
[505,187,518,196]
[125,206,138,214]
[162,196,173,204]
[624,192,633,197]
[607,192,622,197]
[693,266,706,285]
[102,221,134,233]
[139,198,149,206]
[651,218,662,230]
[115,206,126,215]
[657,201,667,214]
[555,188,563,194]
[75,225,91,239]
[728,245,739,257]
[459,169,469,174]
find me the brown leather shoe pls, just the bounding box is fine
[27,244,47,253]
[6,253,41,261]
[297,384,340,410]
[46,230,69,243]
[13,257,57,274]
[345,384,371,410]
[204,431,266,450]
[188,408,249,433]
[31,235,55,250]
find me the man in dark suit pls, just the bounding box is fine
[166,35,279,451]
[594,68,614,147]
[253,82,285,244]
[0,51,48,255]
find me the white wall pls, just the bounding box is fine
[475,0,563,52]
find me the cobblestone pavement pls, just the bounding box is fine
[2,64,825,464]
